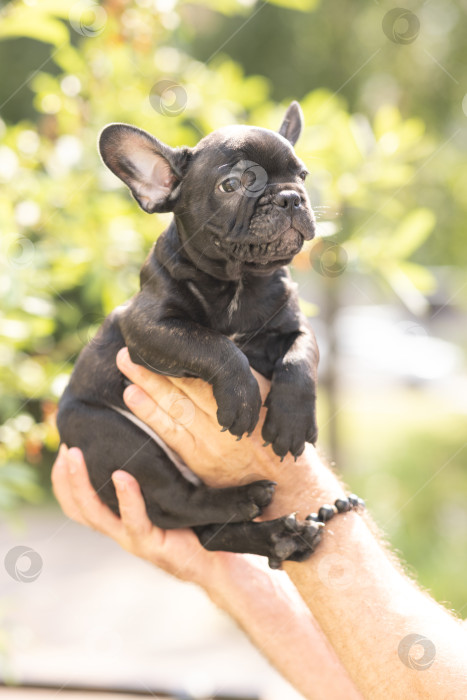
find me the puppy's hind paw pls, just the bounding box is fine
[267,514,323,568]
[238,479,277,520]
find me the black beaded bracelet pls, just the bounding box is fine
[268,494,365,569]
[306,493,366,525]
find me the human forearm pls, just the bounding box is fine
[208,554,363,700]
[263,445,467,700]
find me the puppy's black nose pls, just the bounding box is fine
[273,190,301,211]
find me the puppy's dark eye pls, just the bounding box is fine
[219,177,241,193]
[299,170,308,181]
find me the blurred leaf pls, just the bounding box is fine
[386,208,436,260]
[379,263,430,315]
[179,0,252,15]
[397,261,437,294]
[0,9,69,46]
[267,0,320,9]
[0,463,44,511]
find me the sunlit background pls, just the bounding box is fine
[1,0,467,698]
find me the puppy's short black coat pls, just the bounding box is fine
[57,102,322,567]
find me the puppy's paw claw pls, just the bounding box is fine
[284,513,298,531]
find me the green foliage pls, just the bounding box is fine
[323,387,467,612]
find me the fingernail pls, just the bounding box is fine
[116,347,129,366]
[58,443,68,458]
[112,476,127,492]
[124,384,145,405]
[68,447,81,474]
[112,471,130,492]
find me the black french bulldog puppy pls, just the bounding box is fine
[57,101,322,568]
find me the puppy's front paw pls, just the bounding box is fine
[214,369,262,438]
[262,381,317,460]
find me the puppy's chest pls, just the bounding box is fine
[187,280,267,337]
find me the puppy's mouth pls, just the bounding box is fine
[222,228,304,267]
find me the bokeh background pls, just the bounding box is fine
[1,0,466,697]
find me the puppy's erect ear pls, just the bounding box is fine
[98,123,191,213]
[278,101,304,146]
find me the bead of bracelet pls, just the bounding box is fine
[306,494,365,525]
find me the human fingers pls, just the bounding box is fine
[122,382,199,451]
[117,348,270,442]
[65,447,125,538]
[51,444,89,526]
[112,470,217,581]
[167,375,221,417]
[116,346,243,420]
[116,347,206,415]
[169,366,271,415]
[111,469,161,552]
[121,381,254,478]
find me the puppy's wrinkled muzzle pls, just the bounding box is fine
[227,228,304,263]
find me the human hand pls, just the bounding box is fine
[51,441,284,592]
[51,443,223,586]
[114,347,280,482]
[115,346,344,518]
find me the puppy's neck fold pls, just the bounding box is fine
[155,218,262,284]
